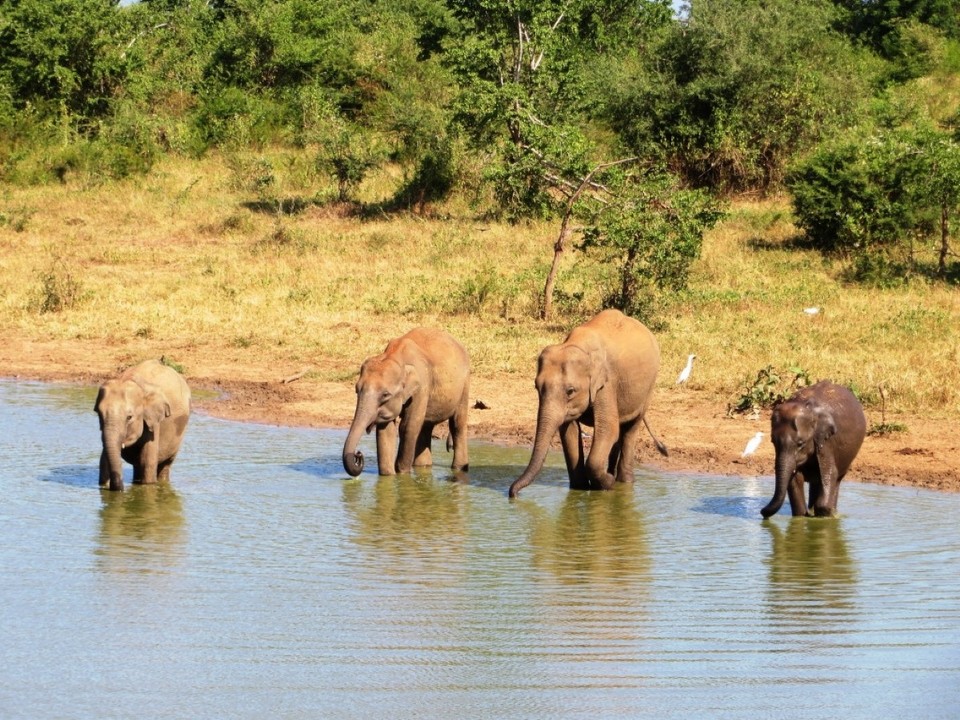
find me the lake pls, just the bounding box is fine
[0,380,958,719]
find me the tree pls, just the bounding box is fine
[0,0,130,123]
[922,136,960,276]
[604,0,874,193]
[787,127,960,279]
[577,166,724,321]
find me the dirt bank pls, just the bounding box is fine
[1,336,957,493]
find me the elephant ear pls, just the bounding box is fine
[142,388,171,434]
[812,405,837,449]
[587,347,609,403]
[401,363,421,403]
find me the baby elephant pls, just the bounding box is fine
[342,327,470,476]
[94,359,192,491]
[761,381,866,518]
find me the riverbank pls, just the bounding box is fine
[1,156,957,494]
[2,335,956,493]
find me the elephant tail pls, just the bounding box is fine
[643,416,669,457]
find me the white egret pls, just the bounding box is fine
[676,354,696,385]
[741,431,765,458]
[803,307,820,315]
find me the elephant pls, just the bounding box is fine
[342,327,470,477]
[761,380,866,518]
[509,309,667,498]
[94,359,191,492]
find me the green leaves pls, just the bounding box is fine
[788,126,960,280]
[577,166,724,321]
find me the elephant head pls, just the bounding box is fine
[509,343,606,498]
[342,356,420,476]
[95,379,171,491]
[760,397,834,518]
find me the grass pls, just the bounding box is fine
[0,153,957,418]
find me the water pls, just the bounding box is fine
[0,380,958,719]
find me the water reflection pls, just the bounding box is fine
[341,472,467,584]
[763,518,857,627]
[3,381,960,720]
[95,484,186,574]
[524,487,649,586]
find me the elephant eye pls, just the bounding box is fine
[380,391,392,401]
[565,386,576,398]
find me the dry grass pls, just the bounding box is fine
[0,154,957,418]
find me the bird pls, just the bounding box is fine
[803,307,820,315]
[676,354,696,385]
[741,431,765,458]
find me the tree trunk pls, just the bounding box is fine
[939,203,949,277]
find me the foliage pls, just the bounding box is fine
[728,366,813,417]
[788,126,960,279]
[868,421,908,436]
[33,257,83,314]
[577,166,725,322]
[0,0,130,121]
[604,0,875,193]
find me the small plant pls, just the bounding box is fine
[868,384,907,435]
[0,205,34,232]
[728,365,812,416]
[160,356,185,374]
[34,258,83,314]
[869,421,908,435]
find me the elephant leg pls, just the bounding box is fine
[396,397,428,473]
[787,469,808,517]
[157,454,176,483]
[807,474,824,516]
[615,419,641,484]
[813,449,839,517]
[607,438,621,476]
[560,421,588,490]
[413,422,434,467]
[448,386,470,471]
[376,421,399,476]
[585,427,618,490]
[826,473,845,514]
[584,391,619,490]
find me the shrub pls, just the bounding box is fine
[728,365,812,417]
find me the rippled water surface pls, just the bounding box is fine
[1,380,958,719]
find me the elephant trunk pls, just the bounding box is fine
[342,396,376,477]
[509,408,563,498]
[761,451,795,518]
[102,421,125,492]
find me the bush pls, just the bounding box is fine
[577,167,725,324]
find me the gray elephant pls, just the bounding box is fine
[94,359,191,491]
[509,309,667,498]
[342,327,470,476]
[761,381,866,518]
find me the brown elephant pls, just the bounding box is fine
[509,309,667,498]
[761,381,866,518]
[342,328,470,476]
[94,359,191,492]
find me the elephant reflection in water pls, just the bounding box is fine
[340,473,467,581]
[764,519,856,625]
[522,486,651,621]
[95,484,185,573]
